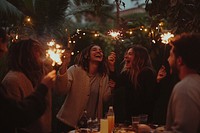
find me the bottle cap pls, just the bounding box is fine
[109,106,113,110]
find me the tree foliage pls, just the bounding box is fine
[0,0,24,26]
[145,0,200,33]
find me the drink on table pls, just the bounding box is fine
[107,106,115,133]
[132,116,140,132]
[139,114,148,124]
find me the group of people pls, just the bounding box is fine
[0,27,200,133]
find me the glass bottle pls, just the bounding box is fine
[78,110,88,128]
[107,106,115,133]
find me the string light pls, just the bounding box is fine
[15,34,19,40]
[94,33,99,37]
[71,52,74,55]
[159,22,163,26]
[25,16,32,24]
[77,29,81,34]
[27,18,31,22]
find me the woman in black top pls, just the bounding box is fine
[114,45,157,124]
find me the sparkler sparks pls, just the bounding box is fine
[161,32,174,44]
[108,30,121,40]
[46,40,65,67]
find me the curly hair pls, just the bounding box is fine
[74,44,109,76]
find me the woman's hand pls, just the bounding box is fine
[41,70,56,89]
[107,52,116,72]
[59,50,71,75]
[157,65,167,83]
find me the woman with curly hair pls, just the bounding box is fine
[56,44,115,132]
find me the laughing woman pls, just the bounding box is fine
[114,45,157,124]
[56,44,114,132]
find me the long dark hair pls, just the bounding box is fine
[7,39,44,87]
[121,45,154,87]
[74,44,109,76]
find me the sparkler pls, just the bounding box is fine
[108,30,121,40]
[46,40,65,71]
[108,30,122,65]
[160,32,174,64]
[161,32,174,44]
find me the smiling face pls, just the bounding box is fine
[89,45,103,62]
[124,48,134,69]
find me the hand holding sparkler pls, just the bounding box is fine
[160,32,174,63]
[41,70,56,89]
[59,49,71,75]
[108,52,117,88]
[107,52,116,72]
[46,40,65,71]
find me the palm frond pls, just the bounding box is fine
[47,0,70,28]
[0,0,24,19]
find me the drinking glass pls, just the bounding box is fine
[139,114,148,124]
[131,116,140,131]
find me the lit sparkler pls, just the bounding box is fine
[160,32,174,64]
[108,30,121,40]
[161,32,174,44]
[46,40,65,68]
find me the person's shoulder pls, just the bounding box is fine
[68,65,87,76]
[186,74,200,84]
[2,71,24,81]
[173,74,200,93]
[173,75,200,105]
[1,71,25,92]
[183,74,200,94]
[68,65,85,72]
